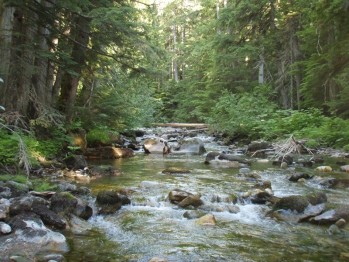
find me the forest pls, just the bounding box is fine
[1,0,349,169]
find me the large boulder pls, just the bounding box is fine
[50,192,93,220]
[178,194,203,208]
[95,190,130,215]
[168,189,192,203]
[175,138,206,155]
[143,138,168,154]
[268,192,327,223]
[63,155,87,170]
[3,212,68,259]
[85,147,135,158]
[9,195,66,229]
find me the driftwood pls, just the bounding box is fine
[152,123,209,128]
[29,191,56,197]
[272,135,313,159]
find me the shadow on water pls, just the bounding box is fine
[64,152,349,262]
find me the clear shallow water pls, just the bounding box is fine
[64,152,349,262]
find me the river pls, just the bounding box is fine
[63,144,349,262]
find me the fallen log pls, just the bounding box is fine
[152,123,209,128]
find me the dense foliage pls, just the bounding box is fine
[0,0,349,171]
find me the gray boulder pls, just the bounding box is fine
[309,205,349,225]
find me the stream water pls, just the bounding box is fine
[63,144,349,262]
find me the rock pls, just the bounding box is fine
[278,155,293,165]
[0,184,11,198]
[143,138,167,154]
[310,155,325,163]
[50,192,93,220]
[35,253,66,262]
[63,155,87,170]
[295,159,313,167]
[239,168,251,173]
[89,165,121,178]
[8,212,68,254]
[195,214,216,226]
[309,205,349,224]
[253,180,272,190]
[175,138,206,154]
[246,141,271,154]
[340,165,349,172]
[5,181,30,197]
[31,205,66,229]
[148,257,168,262]
[269,192,327,223]
[250,190,279,205]
[56,181,77,192]
[321,178,349,188]
[335,218,346,228]
[139,181,163,189]
[9,196,48,216]
[178,195,203,208]
[289,172,311,182]
[0,198,10,220]
[326,224,340,235]
[85,147,135,158]
[95,190,130,215]
[237,172,261,181]
[162,167,191,175]
[183,210,206,219]
[67,214,93,234]
[205,152,251,165]
[169,189,192,203]
[0,221,11,234]
[226,205,240,214]
[315,166,332,172]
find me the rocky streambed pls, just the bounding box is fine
[1,127,349,262]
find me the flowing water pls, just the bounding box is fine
[63,147,349,262]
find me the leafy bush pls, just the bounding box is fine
[0,130,19,165]
[86,128,110,145]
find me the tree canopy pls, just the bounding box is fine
[1,0,349,149]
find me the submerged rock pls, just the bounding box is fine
[205,152,251,165]
[195,214,216,226]
[309,205,349,225]
[162,167,191,175]
[289,172,311,182]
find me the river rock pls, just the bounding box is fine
[9,195,48,216]
[89,165,122,178]
[250,189,279,205]
[310,155,325,163]
[253,180,272,190]
[5,181,30,197]
[309,205,349,224]
[335,218,346,228]
[340,165,349,172]
[169,189,192,203]
[95,190,130,215]
[50,192,93,220]
[226,205,240,214]
[0,221,11,234]
[148,257,169,262]
[63,155,87,170]
[195,214,216,226]
[289,172,311,182]
[143,138,167,154]
[0,198,10,220]
[205,152,250,165]
[183,210,206,219]
[6,212,68,257]
[175,137,206,154]
[326,224,340,235]
[315,166,332,172]
[246,141,271,155]
[35,253,66,262]
[162,167,191,175]
[85,146,135,158]
[269,192,327,223]
[178,194,203,208]
[0,183,11,198]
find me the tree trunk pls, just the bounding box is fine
[0,6,15,102]
[173,24,178,82]
[59,14,91,123]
